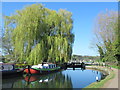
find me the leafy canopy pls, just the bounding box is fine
[4,4,74,65]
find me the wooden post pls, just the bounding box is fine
[28,65,31,75]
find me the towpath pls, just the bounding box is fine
[102,68,119,89]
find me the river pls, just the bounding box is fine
[2,68,106,88]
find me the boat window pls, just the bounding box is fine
[2,66,4,70]
[0,66,4,70]
[8,66,10,70]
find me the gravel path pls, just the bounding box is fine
[102,68,119,88]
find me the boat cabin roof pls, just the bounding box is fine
[0,63,14,65]
[38,63,56,66]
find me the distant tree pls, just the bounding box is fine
[1,25,14,61]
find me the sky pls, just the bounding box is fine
[2,0,118,2]
[2,2,118,56]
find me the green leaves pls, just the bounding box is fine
[3,4,74,65]
[94,10,119,64]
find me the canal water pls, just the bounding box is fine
[2,68,106,88]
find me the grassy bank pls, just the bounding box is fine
[84,66,115,88]
[108,65,120,69]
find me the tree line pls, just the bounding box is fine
[2,4,74,65]
[72,55,99,61]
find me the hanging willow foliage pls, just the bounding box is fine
[4,4,74,65]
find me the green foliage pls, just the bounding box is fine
[96,44,104,61]
[94,10,119,64]
[108,65,120,69]
[3,4,74,65]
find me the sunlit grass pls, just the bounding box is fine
[108,65,120,69]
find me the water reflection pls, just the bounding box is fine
[12,72,72,88]
[2,76,23,88]
[2,68,106,88]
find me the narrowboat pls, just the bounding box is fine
[0,62,23,77]
[24,63,61,75]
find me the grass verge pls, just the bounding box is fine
[84,66,115,88]
[108,65,120,69]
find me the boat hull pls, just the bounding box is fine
[1,69,24,78]
[24,68,39,74]
[24,67,61,75]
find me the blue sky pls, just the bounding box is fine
[2,2,118,56]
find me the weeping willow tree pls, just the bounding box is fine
[4,4,74,65]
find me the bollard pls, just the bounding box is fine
[27,65,31,75]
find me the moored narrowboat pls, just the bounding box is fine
[24,63,61,75]
[0,62,23,77]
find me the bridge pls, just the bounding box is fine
[61,60,100,70]
[61,61,86,70]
